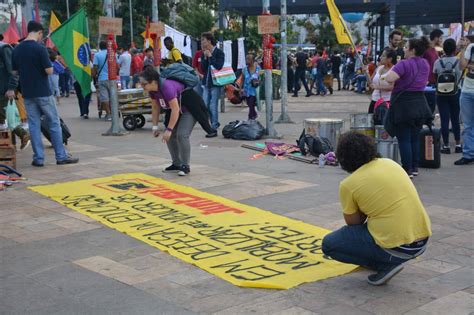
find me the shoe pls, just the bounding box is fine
[104,114,112,121]
[83,115,89,120]
[20,134,30,150]
[205,131,218,138]
[406,171,414,179]
[292,94,298,98]
[454,157,474,165]
[57,157,79,165]
[178,165,190,176]
[368,264,405,286]
[441,146,451,154]
[411,168,419,176]
[162,164,181,173]
[31,160,44,167]
[305,93,314,97]
[455,145,462,154]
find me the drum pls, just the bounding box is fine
[375,125,395,142]
[376,140,400,164]
[304,118,344,149]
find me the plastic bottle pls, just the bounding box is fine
[319,154,326,168]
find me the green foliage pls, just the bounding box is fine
[176,3,215,39]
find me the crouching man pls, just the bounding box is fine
[322,131,432,285]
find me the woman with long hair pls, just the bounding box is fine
[368,48,396,113]
[139,67,200,176]
[382,37,433,178]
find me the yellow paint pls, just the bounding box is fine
[30,173,356,289]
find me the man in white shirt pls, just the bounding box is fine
[118,46,132,90]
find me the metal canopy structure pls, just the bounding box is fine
[220,0,474,26]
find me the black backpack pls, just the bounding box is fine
[436,59,459,95]
[181,54,192,66]
[373,100,390,125]
[297,130,333,156]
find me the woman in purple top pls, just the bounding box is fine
[382,37,433,178]
[139,67,196,176]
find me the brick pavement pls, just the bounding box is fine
[1,91,473,314]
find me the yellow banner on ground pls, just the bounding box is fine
[326,0,352,45]
[30,173,356,289]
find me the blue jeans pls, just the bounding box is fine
[120,76,130,90]
[356,75,367,93]
[437,93,461,145]
[24,96,68,163]
[203,86,221,129]
[395,124,421,173]
[59,70,71,96]
[316,73,327,95]
[460,92,474,159]
[322,224,407,272]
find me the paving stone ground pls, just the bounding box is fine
[1,90,473,314]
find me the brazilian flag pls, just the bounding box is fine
[51,8,91,95]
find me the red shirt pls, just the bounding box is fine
[422,47,439,85]
[192,50,204,75]
[131,55,144,76]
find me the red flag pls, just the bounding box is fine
[21,16,27,37]
[35,0,40,22]
[3,14,20,44]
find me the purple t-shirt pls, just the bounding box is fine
[149,79,187,112]
[392,57,430,94]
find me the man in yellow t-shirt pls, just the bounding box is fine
[322,132,432,286]
[164,37,183,64]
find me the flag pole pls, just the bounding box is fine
[66,0,70,18]
[129,0,133,45]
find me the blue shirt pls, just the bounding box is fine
[12,40,52,98]
[93,49,109,82]
[243,65,261,97]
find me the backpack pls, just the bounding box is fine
[159,62,200,89]
[373,99,390,125]
[297,130,333,157]
[436,59,459,95]
[181,54,192,66]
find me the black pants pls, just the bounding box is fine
[181,89,215,134]
[368,100,376,114]
[294,68,311,96]
[333,71,341,90]
[437,93,461,145]
[73,81,91,116]
[287,68,295,93]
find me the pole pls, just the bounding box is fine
[219,1,225,113]
[461,0,465,29]
[262,0,278,137]
[129,0,133,45]
[66,0,70,18]
[152,0,158,22]
[276,0,293,124]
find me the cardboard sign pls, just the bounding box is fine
[149,22,165,37]
[30,173,356,290]
[258,15,280,34]
[99,16,123,36]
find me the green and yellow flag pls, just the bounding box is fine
[326,0,352,45]
[51,8,91,95]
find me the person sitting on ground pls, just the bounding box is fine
[322,131,432,286]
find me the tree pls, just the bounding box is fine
[176,3,215,39]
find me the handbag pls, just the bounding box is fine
[6,100,20,130]
[211,63,236,86]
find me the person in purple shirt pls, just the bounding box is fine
[381,36,433,178]
[139,67,209,176]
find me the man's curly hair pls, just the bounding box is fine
[336,131,378,173]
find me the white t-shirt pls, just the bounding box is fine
[118,51,132,76]
[462,44,474,93]
[371,66,393,101]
